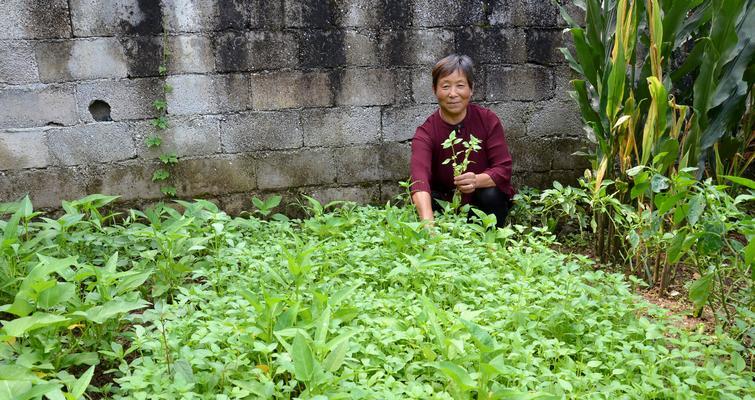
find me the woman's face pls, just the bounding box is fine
[434,69,473,119]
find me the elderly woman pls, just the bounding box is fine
[410,54,515,227]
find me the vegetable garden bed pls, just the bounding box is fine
[1,196,753,399]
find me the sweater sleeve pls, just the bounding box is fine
[410,126,433,193]
[482,113,514,197]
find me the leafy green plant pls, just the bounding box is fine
[442,130,482,210]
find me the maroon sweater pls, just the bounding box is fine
[410,103,515,203]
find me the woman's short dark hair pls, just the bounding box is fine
[432,54,475,90]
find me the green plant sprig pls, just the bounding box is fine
[442,130,482,210]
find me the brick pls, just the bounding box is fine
[344,30,379,66]
[526,29,566,66]
[335,69,395,106]
[0,0,71,39]
[215,31,298,72]
[301,107,380,147]
[220,111,302,152]
[333,145,383,184]
[527,99,583,138]
[0,84,78,129]
[0,41,39,84]
[250,71,332,110]
[70,0,162,37]
[380,142,411,181]
[485,101,533,139]
[162,0,216,33]
[167,74,250,115]
[36,38,128,82]
[168,35,214,74]
[413,0,486,27]
[257,149,335,189]
[379,29,455,66]
[88,160,161,201]
[75,78,161,122]
[486,65,554,101]
[173,155,257,196]
[456,27,527,65]
[48,123,136,166]
[133,116,221,158]
[0,129,50,170]
[305,185,381,205]
[0,167,90,207]
[382,104,437,142]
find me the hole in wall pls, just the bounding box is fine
[88,100,112,122]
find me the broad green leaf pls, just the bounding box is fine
[689,273,714,312]
[721,175,755,190]
[292,332,316,383]
[174,359,195,385]
[68,365,94,399]
[686,194,705,226]
[322,338,349,372]
[17,383,61,400]
[73,299,149,324]
[436,361,476,390]
[37,283,75,309]
[1,313,69,337]
[667,231,688,264]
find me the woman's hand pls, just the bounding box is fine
[454,172,477,194]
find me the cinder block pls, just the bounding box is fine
[526,29,566,66]
[305,185,381,205]
[382,104,438,142]
[553,64,579,102]
[215,31,298,72]
[0,129,50,170]
[162,0,216,33]
[379,181,405,204]
[333,145,383,184]
[335,69,395,106]
[0,166,90,207]
[380,141,411,181]
[521,0,559,27]
[284,1,342,28]
[379,29,455,66]
[301,107,380,147]
[0,41,39,83]
[487,0,527,27]
[75,78,162,122]
[411,68,436,104]
[168,35,214,74]
[549,137,590,170]
[486,65,554,101]
[173,155,257,196]
[257,149,335,189]
[119,36,163,78]
[48,123,136,166]
[220,111,302,152]
[413,0,486,27]
[88,160,161,201]
[340,0,380,27]
[167,74,250,115]
[296,30,346,69]
[509,137,551,172]
[250,71,332,110]
[0,84,78,129]
[0,0,71,39]
[36,38,128,82]
[247,0,285,29]
[527,99,583,138]
[133,116,221,158]
[70,0,162,37]
[344,30,379,66]
[485,101,534,140]
[456,27,527,65]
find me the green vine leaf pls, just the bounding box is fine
[160,186,177,197]
[151,116,169,130]
[159,153,178,165]
[153,99,167,112]
[145,136,162,148]
[152,169,170,182]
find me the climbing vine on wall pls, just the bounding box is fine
[146,17,178,197]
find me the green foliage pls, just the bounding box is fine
[1,196,752,399]
[442,130,482,210]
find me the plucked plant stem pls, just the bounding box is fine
[442,130,482,210]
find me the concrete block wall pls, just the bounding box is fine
[0,0,589,213]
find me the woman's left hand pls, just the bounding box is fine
[454,172,476,194]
